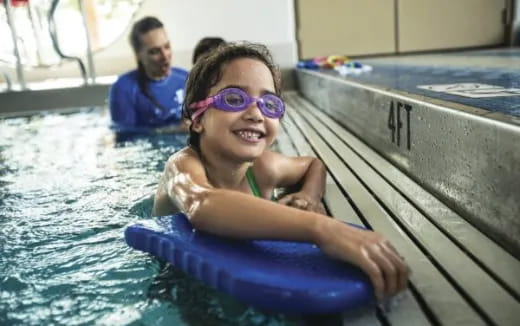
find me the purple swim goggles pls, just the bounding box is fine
[189,87,285,121]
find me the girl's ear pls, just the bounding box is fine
[191,118,204,133]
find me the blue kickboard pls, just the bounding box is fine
[124,213,375,314]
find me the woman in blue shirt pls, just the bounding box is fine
[109,17,188,132]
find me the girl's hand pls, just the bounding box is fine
[315,218,410,301]
[278,191,326,215]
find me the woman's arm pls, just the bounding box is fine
[109,82,137,129]
[165,148,410,300]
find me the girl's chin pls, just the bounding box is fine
[231,139,273,161]
[230,148,265,162]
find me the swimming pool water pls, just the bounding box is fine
[0,109,296,326]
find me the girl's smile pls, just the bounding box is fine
[233,128,266,144]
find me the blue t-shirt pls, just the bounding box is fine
[109,67,189,131]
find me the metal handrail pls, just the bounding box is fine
[4,0,26,89]
[1,71,13,91]
[48,0,88,85]
[78,0,96,84]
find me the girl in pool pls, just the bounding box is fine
[153,42,409,301]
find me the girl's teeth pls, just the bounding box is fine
[238,131,260,140]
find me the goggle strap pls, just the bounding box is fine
[191,107,208,121]
[189,97,215,109]
[189,96,217,121]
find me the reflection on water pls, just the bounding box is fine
[0,109,296,326]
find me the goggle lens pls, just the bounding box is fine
[223,91,247,109]
[259,94,284,117]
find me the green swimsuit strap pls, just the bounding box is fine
[246,167,277,201]
[246,167,262,198]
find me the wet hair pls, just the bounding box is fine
[183,42,282,151]
[129,16,166,110]
[192,37,226,64]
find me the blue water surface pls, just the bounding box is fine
[0,108,298,326]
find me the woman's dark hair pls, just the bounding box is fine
[129,16,166,110]
[183,42,282,151]
[192,37,226,64]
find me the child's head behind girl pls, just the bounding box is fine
[182,42,283,162]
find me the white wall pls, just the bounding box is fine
[8,0,298,88]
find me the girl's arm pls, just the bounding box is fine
[165,148,409,301]
[257,151,326,213]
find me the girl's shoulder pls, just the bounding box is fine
[166,147,203,171]
[175,146,199,158]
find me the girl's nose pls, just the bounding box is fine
[243,100,264,122]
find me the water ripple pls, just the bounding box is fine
[0,111,297,325]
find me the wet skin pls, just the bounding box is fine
[152,58,410,301]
